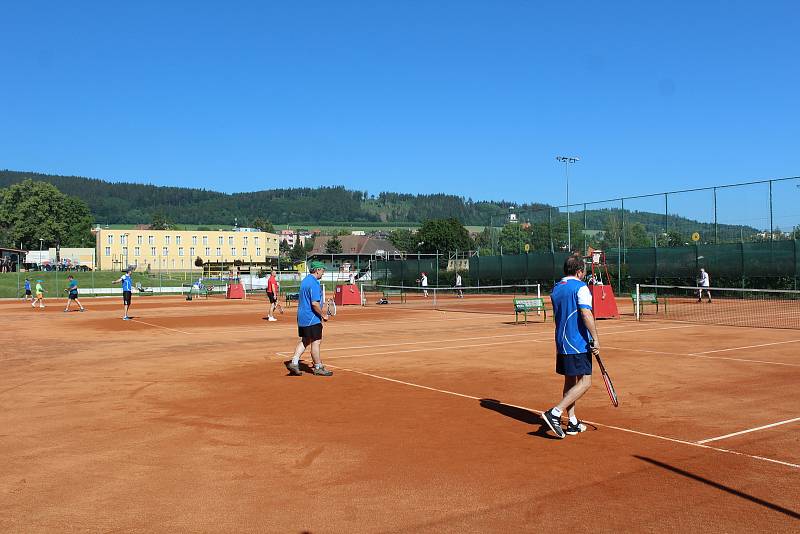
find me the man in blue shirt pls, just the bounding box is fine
[23,278,32,302]
[285,261,333,376]
[63,275,85,312]
[112,269,134,320]
[541,255,601,439]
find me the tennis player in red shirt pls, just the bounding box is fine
[266,269,280,321]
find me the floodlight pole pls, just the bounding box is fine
[556,156,580,252]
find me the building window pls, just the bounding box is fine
[218,236,223,245]
[176,235,182,245]
[137,235,143,245]
[190,247,195,256]
[256,247,261,256]
[134,247,140,256]
[162,247,168,256]
[178,247,184,256]
[215,248,221,257]
[254,237,260,246]
[205,247,210,256]
[151,247,156,256]
[164,235,170,245]
[228,236,234,246]
[231,247,237,256]
[243,236,248,246]
[105,247,111,256]
[107,235,113,245]
[122,247,128,257]
[149,236,155,245]
[192,236,197,245]
[242,247,247,256]
[203,236,208,245]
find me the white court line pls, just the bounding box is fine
[326,363,800,470]
[604,345,800,368]
[691,338,800,355]
[130,319,192,335]
[274,323,700,359]
[696,417,800,444]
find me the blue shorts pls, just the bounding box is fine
[556,353,592,376]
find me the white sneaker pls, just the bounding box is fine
[268,316,277,321]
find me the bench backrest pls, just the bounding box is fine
[514,298,544,310]
[631,293,658,303]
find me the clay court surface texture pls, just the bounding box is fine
[1,292,798,533]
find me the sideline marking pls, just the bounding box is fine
[696,417,800,444]
[274,323,700,358]
[326,363,800,470]
[691,338,800,355]
[130,319,192,335]
[604,345,800,368]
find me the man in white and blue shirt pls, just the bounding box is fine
[285,261,333,377]
[112,269,134,320]
[541,255,601,439]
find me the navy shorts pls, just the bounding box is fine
[68,291,79,300]
[556,352,592,376]
[298,323,323,341]
[267,292,277,304]
[123,291,132,305]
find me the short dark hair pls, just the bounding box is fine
[563,254,585,276]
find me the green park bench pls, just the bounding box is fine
[514,297,546,324]
[631,292,664,314]
[382,288,406,303]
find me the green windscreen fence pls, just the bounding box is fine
[373,241,799,291]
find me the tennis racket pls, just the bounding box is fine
[592,347,619,407]
[326,298,337,317]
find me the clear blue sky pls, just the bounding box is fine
[1,1,799,226]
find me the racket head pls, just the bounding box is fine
[327,299,337,317]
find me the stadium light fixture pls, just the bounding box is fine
[556,156,580,252]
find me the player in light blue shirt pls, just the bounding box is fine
[285,261,333,376]
[112,269,134,320]
[541,254,601,439]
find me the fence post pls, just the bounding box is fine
[635,283,641,321]
[713,187,718,244]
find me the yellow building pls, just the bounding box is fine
[94,228,280,271]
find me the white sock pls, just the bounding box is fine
[315,363,323,369]
[291,356,300,365]
[569,415,578,425]
[551,407,562,417]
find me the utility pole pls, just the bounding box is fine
[556,156,580,252]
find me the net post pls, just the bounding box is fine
[537,283,542,316]
[635,283,641,320]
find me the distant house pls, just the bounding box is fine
[310,235,400,257]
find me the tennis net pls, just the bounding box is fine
[634,284,800,329]
[365,283,542,315]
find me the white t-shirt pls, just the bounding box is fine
[421,275,428,287]
[700,271,710,287]
[455,274,462,287]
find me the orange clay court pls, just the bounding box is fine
[1,292,798,533]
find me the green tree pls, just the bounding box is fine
[627,222,652,248]
[279,239,292,256]
[252,217,274,233]
[388,228,418,252]
[0,179,94,248]
[325,235,343,254]
[498,223,530,254]
[150,211,171,230]
[416,218,473,254]
[289,237,307,262]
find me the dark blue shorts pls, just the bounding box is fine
[556,352,592,376]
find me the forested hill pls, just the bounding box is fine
[0,170,756,237]
[0,170,543,226]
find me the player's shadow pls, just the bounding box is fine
[634,456,800,520]
[479,398,559,440]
